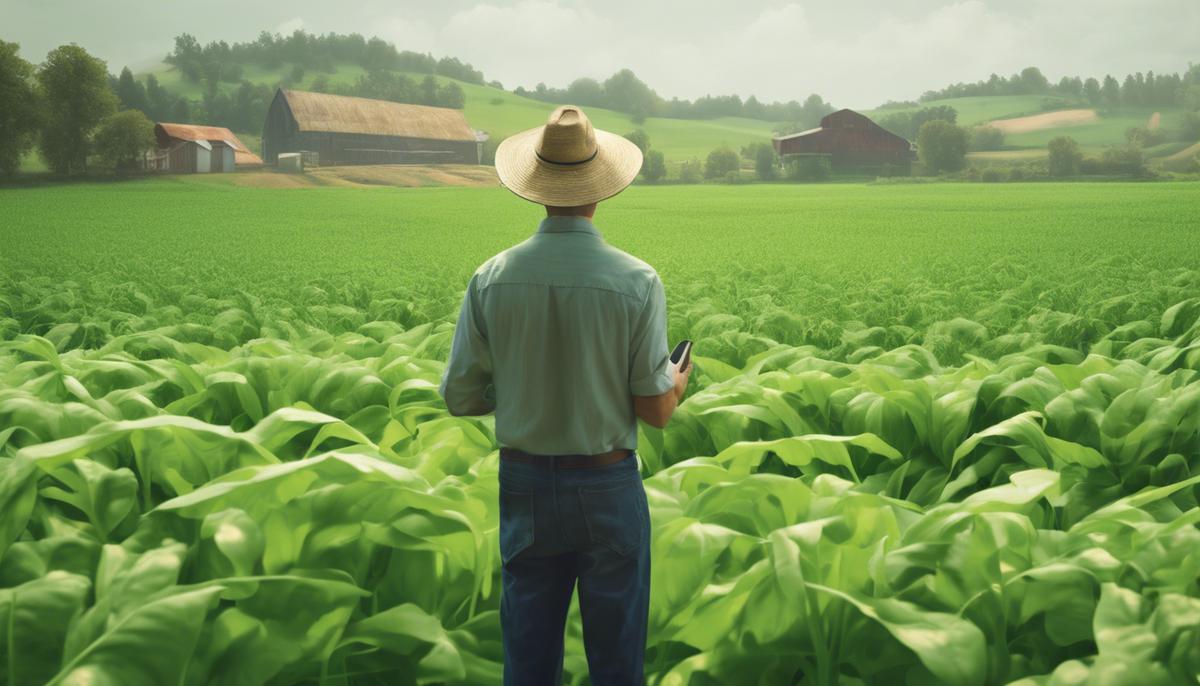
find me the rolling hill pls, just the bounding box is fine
[141,62,778,162]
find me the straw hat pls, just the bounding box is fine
[495,105,643,206]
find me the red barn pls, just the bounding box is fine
[773,109,914,170]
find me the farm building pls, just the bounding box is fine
[149,123,263,173]
[262,89,480,166]
[773,109,914,170]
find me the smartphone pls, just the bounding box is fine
[670,339,692,370]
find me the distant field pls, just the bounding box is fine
[862,95,1074,128]
[142,62,777,161]
[1003,108,1181,148]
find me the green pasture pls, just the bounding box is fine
[1003,108,1181,148]
[862,95,1075,128]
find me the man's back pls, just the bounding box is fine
[440,214,673,455]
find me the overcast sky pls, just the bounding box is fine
[3,0,1195,108]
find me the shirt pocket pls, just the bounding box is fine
[579,478,646,557]
[499,484,536,565]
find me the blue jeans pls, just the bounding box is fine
[498,451,651,686]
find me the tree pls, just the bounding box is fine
[565,78,605,108]
[1047,136,1082,177]
[704,146,740,179]
[642,149,666,183]
[623,129,650,154]
[114,66,147,113]
[602,69,660,118]
[679,159,703,183]
[37,44,117,174]
[916,120,968,174]
[1019,66,1050,92]
[1124,126,1162,148]
[1083,77,1101,105]
[754,142,779,180]
[911,105,957,130]
[0,40,41,176]
[1099,145,1147,177]
[1100,75,1121,108]
[437,81,466,109]
[93,109,154,172]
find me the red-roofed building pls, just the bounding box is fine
[149,123,263,173]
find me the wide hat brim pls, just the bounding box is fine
[494,126,643,206]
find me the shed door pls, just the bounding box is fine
[196,146,211,173]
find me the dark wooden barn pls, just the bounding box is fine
[261,89,480,166]
[773,109,914,170]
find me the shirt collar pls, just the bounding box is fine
[537,215,601,237]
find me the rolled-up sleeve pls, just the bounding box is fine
[439,274,496,416]
[628,274,674,396]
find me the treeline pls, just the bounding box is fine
[516,69,836,129]
[165,31,486,86]
[109,65,466,135]
[0,41,158,175]
[915,65,1200,109]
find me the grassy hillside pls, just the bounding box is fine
[143,62,777,161]
[861,95,1075,128]
[1002,108,1181,148]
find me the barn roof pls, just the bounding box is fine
[155,123,264,166]
[279,89,476,142]
[773,127,822,141]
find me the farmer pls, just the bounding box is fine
[438,105,692,685]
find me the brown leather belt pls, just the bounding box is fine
[499,446,633,469]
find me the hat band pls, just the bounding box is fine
[535,148,598,166]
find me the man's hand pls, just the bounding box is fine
[671,357,693,402]
[632,355,694,429]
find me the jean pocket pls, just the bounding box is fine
[499,484,535,565]
[579,479,645,557]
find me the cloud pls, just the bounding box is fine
[438,1,620,87]
[275,17,305,35]
[4,0,1195,108]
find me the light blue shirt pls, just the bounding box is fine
[439,215,674,455]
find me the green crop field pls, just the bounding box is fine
[2,181,1199,686]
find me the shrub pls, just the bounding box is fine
[1047,136,1082,177]
[754,144,779,180]
[980,168,1004,183]
[783,154,831,182]
[679,159,703,183]
[970,126,1005,152]
[641,149,666,183]
[704,146,740,179]
[917,120,968,174]
[1099,145,1149,177]
[1181,112,1200,142]
[93,109,155,173]
[624,129,650,154]
[1125,126,1163,148]
[1008,167,1027,182]
[723,169,744,184]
